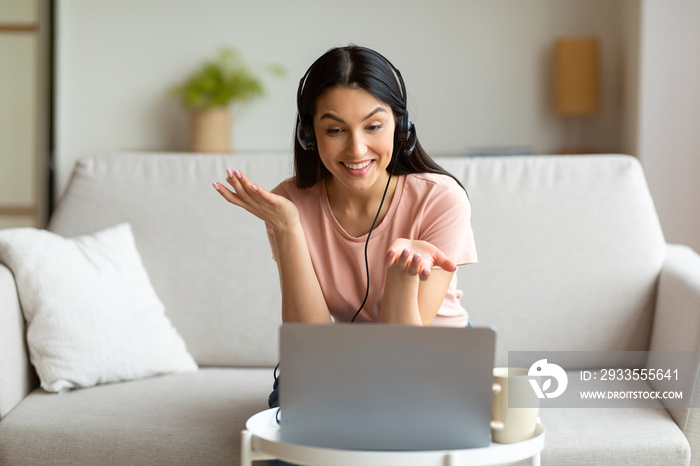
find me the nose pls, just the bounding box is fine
[348,130,368,157]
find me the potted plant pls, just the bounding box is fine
[172,47,284,153]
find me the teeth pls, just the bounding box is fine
[342,161,372,170]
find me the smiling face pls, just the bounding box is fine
[313,86,396,197]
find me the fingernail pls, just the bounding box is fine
[212,182,220,191]
[413,253,422,262]
[250,184,258,191]
[401,249,410,258]
[387,249,396,258]
[226,169,234,177]
[235,170,243,179]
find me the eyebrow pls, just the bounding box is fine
[318,107,387,123]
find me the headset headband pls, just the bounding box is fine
[296,47,414,155]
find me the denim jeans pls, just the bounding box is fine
[267,374,295,466]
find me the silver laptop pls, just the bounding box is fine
[278,323,496,451]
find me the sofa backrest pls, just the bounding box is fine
[440,155,665,364]
[49,153,665,367]
[49,153,289,367]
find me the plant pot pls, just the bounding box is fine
[189,108,232,153]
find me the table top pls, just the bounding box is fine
[245,408,545,466]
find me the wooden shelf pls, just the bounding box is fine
[0,23,39,33]
[0,205,37,216]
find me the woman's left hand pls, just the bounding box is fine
[385,238,457,281]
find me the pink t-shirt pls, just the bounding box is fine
[266,172,477,327]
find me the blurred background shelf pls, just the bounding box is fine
[0,0,51,229]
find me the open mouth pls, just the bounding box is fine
[342,160,372,170]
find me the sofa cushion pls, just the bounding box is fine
[0,223,197,392]
[438,155,666,364]
[0,368,688,466]
[0,368,272,465]
[48,153,288,367]
[538,406,690,465]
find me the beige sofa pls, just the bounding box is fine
[1,152,699,465]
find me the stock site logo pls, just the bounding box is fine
[528,359,568,399]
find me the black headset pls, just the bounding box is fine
[274,49,418,422]
[295,47,416,157]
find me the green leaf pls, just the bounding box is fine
[171,46,286,109]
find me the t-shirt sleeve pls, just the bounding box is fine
[420,178,477,266]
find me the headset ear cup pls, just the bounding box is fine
[296,120,307,150]
[396,114,415,156]
[405,123,417,156]
[396,114,410,144]
[296,118,316,151]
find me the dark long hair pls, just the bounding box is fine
[293,45,465,191]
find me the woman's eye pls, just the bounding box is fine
[326,128,342,135]
[367,124,383,132]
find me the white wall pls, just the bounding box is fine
[55,0,625,195]
[637,0,700,253]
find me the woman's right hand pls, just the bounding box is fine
[213,169,299,232]
[215,169,330,323]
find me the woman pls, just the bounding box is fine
[214,44,476,328]
[213,47,477,461]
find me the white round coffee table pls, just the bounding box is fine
[241,408,545,466]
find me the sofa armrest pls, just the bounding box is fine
[649,244,700,461]
[651,244,700,352]
[0,263,37,419]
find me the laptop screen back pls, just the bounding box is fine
[279,324,496,451]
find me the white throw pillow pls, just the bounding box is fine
[0,223,198,392]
